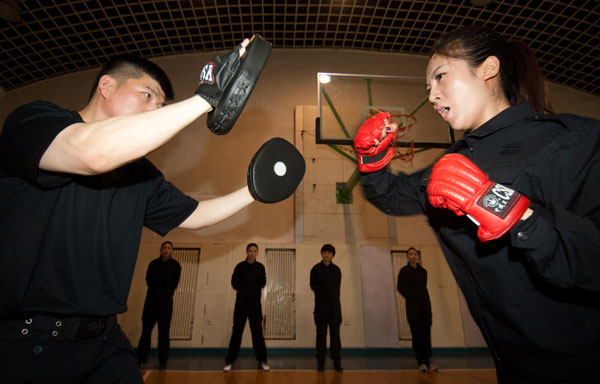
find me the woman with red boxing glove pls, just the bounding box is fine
[356,26,600,384]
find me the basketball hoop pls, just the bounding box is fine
[363,109,417,166]
[390,113,417,164]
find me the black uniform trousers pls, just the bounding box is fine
[137,300,173,365]
[314,311,342,367]
[407,310,432,365]
[225,301,267,364]
[0,315,142,384]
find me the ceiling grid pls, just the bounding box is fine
[0,0,597,95]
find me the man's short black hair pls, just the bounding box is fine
[247,243,258,251]
[88,54,174,101]
[161,241,173,248]
[320,243,335,256]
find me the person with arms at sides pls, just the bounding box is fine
[397,247,436,372]
[355,26,600,383]
[137,241,181,371]
[310,244,343,373]
[223,243,269,372]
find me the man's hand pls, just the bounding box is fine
[427,153,531,242]
[353,112,397,172]
[195,38,250,107]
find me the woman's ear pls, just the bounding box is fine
[480,56,501,81]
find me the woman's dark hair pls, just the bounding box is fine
[247,243,259,251]
[88,54,174,102]
[320,244,336,256]
[430,26,553,114]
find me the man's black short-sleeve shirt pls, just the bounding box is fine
[0,101,199,319]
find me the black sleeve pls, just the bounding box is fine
[310,265,318,292]
[360,167,430,216]
[171,261,182,292]
[139,159,199,236]
[231,263,241,291]
[511,202,600,293]
[258,263,266,289]
[336,266,342,289]
[397,267,408,298]
[510,116,600,293]
[0,101,81,186]
[146,261,156,288]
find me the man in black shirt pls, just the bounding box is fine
[0,43,258,383]
[310,244,343,372]
[137,241,181,370]
[224,243,269,371]
[397,247,436,372]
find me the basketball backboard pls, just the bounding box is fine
[316,72,457,148]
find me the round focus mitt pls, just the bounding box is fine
[248,138,306,203]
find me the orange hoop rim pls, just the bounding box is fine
[364,110,418,164]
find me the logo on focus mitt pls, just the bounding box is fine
[200,63,215,85]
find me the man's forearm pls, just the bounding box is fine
[179,186,254,230]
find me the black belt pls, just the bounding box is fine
[0,315,113,341]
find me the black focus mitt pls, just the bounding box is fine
[195,35,272,135]
[248,138,306,203]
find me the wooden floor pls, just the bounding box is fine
[142,369,498,384]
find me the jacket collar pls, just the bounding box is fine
[407,262,423,270]
[451,103,534,151]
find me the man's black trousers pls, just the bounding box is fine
[225,301,267,364]
[314,311,341,367]
[0,316,142,384]
[407,312,432,365]
[137,301,173,365]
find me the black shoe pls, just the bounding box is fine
[159,361,167,371]
[334,364,343,373]
[317,365,324,372]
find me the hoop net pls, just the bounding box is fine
[364,109,417,166]
[390,113,417,164]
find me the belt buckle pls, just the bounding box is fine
[76,317,106,340]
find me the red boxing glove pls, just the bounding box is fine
[427,153,530,242]
[354,112,397,172]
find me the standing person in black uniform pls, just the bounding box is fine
[137,241,181,370]
[224,243,269,372]
[397,247,436,372]
[355,26,600,383]
[310,244,343,372]
[0,39,266,384]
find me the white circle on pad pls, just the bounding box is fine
[274,161,287,176]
